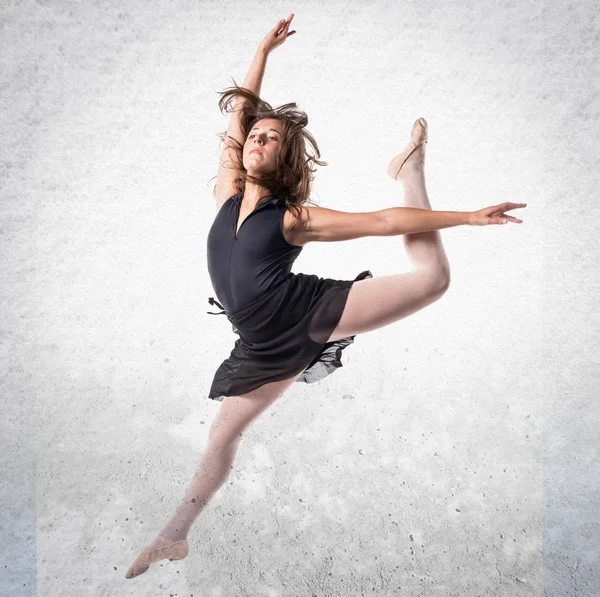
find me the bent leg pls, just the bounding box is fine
[327,270,448,342]
[400,162,450,274]
[328,158,450,344]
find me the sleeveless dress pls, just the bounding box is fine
[206,192,373,401]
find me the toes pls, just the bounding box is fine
[125,565,148,579]
[125,554,149,579]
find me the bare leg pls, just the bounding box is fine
[159,383,292,542]
[396,142,450,278]
[327,119,450,343]
[125,373,301,578]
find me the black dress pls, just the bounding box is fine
[206,192,373,401]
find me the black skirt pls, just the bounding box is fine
[206,269,373,401]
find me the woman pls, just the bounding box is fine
[125,14,526,578]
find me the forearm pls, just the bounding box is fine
[238,46,269,106]
[383,206,471,235]
[224,47,269,145]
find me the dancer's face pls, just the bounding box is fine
[243,118,282,174]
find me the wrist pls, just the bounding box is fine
[464,211,474,226]
[257,44,270,57]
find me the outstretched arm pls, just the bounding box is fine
[215,15,296,206]
[291,202,526,244]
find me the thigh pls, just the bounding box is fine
[209,372,302,445]
[327,269,448,344]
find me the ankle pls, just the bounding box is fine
[401,160,425,172]
[159,526,188,543]
[396,162,425,184]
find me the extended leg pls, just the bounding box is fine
[125,373,301,579]
[159,378,296,541]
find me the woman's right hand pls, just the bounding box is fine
[468,202,527,225]
[259,14,296,54]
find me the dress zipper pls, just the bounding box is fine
[234,199,272,240]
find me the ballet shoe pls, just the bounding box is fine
[386,118,428,180]
[125,534,189,579]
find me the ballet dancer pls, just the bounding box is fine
[125,13,525,578]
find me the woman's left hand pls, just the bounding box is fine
[259,14,296,54]
[468,202,527,225]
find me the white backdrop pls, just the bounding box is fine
[1,1,598,596]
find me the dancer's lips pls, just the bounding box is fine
[250,149,263,155]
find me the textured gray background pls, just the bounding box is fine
[1,0,598,595]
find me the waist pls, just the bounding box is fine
[207,275,290,325]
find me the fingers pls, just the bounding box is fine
[271,15,294,40]
[272,19,286,34]
[500,203,526,223]
[275,13,294,29]
[477,203,526,225]
[486,202,526,224]
[503,202,527,210]
[283,14,294,35]
[492,202,526,213]
[495,212,523,224]
[263,15,295,52]
[283,14,295,30]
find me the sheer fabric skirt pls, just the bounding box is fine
[207,269,373,401]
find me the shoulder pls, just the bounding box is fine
[281,204,310,247]
[215,191,240,213]
[284,204,389,244]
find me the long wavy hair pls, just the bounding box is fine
[212,80,327,222]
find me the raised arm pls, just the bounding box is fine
[214,15,296,210]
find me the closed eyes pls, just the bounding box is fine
[249,134,279,141]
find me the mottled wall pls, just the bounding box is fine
[1,0,598,596]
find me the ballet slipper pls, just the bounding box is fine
[386,118,428,180]
[125,534,189,579]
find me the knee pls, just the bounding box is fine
[208,419,244,449]
[432,265,451,297]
